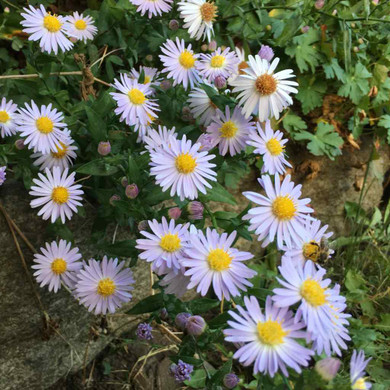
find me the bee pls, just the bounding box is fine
[303,238,331,265]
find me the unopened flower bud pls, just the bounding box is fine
[223,373,240,389]
[181,106,193,122]
[372,0,379,5]
[208,40,217,51]
[301,25,310,33]
[332,9,337,15]
[4,7,10,13]
[175,312,191,330]
[185,315,206,336]
[214,75,226,89]
[368,85,378,97]
[168,207,182,220]
[188,201,204,220]
[315,357,341,381]
[69,37,78,43]
[169,19,179,31]
[125,183,139,199]
[145,54,153,62]
[258,45,274,62]
[98,141,111,156]
[315,0,325,9]
[15,138,25,150]
[160,308,169,320]
[121,177,128,187]
[109,194,121,205]
[351,22,356,28]
[358,38,364,44]
[160,79,172,91]
[138,220,149,232]
[201,44,208,52]
[353,46,359,53]
[266,24,272,31]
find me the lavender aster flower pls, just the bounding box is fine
[258,45,274,62]
[75,256,134,315]
[170,360,194,382]
[136,322,153,340]
[350,350,372,390]
[0,166,6,186]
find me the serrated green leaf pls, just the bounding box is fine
[296,76,326,114]
[282,113,307,133]
[338,63,372,104]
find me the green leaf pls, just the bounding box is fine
[188,298,219,314]
[184,369,207,389]
[127,293,164,314]
[203,182,237,205]
[296,76,326,114]
[378,115,390,144]
[97,240,137,257]
[282,113,307,133]
[323,58,346,82]
[208,359,233,388]
[345,270,367,292]
[338,63,372,104]
[76,159,119,176]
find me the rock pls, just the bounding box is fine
[0,180,150,390]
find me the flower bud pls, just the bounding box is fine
[201,44,208,52]
[145,54,153,62]
[4,7,10,13]
[258,45,274,62]
[353,46,359,53]
[266,24,272,31]
[168,19,179,31]
[14,138,25,150]
[315,357,341,381]
[109,194,121,206]
[188,201,204,220]
[0,166,6,186]
[125,183,139,199]
[97,141,111,156]
[358,38,364,45]
[372,0,379,5]
[168,207,182,220]
[197,133,215,152]
[351,22,356,28]
[214,75,226,89]
[185,315,206,336]
[181,106,193,122]
[121,176,128,187]
[208,40,217,51]
[160,308,169,320]
[223,373,240,389]
[332,9,337,15]
[315,0,325,9]
[138,220,149,232]
[69,37,78,43]
[175,312,191,330]
[160,79,172,91]
[301,25,310,33]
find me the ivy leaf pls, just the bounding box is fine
[296,76,326,114]
[282,113,307,133]
[338,63,372,104]
[295,123,343,160]
[323,58,346,82]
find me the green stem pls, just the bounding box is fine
[282,375,293,390]
[202,202,218,229]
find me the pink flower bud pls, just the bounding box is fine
[160,79,172,91]
[208,40,217,51]
[315,0,325,9]
[109,194,121,205]
[188,201,204,220]
[145,54,153,62]
[138,220,149,232]
[125,183,139,199]
[301,25,310,33]
[214,75,226,89]
[201,44,208,52]
[168,207,182,220]
[121,177,128,187]
[168,19,179,31]
[185,315,206,336]
[315,358,341,381]
[15,138,25,150]
[97,141,111,156]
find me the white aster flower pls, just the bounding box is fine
[159,38,201,90]
[0,97,18,138]
[31,130,77,171]
[130,66,161,86]
[144,125,177,152]
[243,174,313,248]
[130,0,173,18]
[29,167,83,223]
[230,55,298,121]
[110,74,159,126]
[228,47,249,82]
[188,85,218,126]
[20,5,73,54]
[150,135,217,201]
[32,240,82,292]
[63,11,97,43]
[206,105,255,156]
[16,101,68,154]
[247,120,292,175]
[178,0,218,42]
[197,47,240,82]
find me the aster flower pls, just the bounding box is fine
[243,174,313,248]
[20,5,73,54]
[143,125,178,152]
[136,217,190,274]
[246,120,292,175]
[178,0,218,42]
[136,323,153,340]
[159,38,201,90]
[272,260,347,341]
[258,45,274,62]
[187,85,218,126]
[230,55,298,121]
[350,350,372,390]
[0,98,18,138]
[159,266,190,297]
[16,101,68,154]
[281,218,334,266]
[32,240,82,292]
[206,105,255,156]
[224,296,314,377]
[228,47,249,83]
[130,0,173,18]
[170,360,194,382]
[182,228,256,301]
[197,47,240,82]
[0,166,6,186]
[31,130,77,171]
[149,135,217,201]
[110,74,159,126]
[75,256,134,315]
[130,66,161,87]
[29,167,83,224]
[196,133,215,151]
[63,11,97,43]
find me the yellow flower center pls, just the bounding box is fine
[238,61,249,75]
[143,75,151,84]
[266,138,284,156]
[302,241,320,262]
[74,19,87,30]
[272,196,296,220]
[0,110,10,123]
[128,88,146,105]
[255,74,277,95]
[352,378,368,390]
[43,15,62,33]
[210,55,225,68]
[207,248,232,271]
[175,153,197,174]
[51,258,67,275]
[51,142,68,159]
[257,320,287,346]
[200,2,218,23]
[51,186,69,204]
[97,277,116,297]
[220,120,238,138]
[36,117,54,134]
[179,51,196,69]
[160,233,181,252]
[300,279,327,307]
